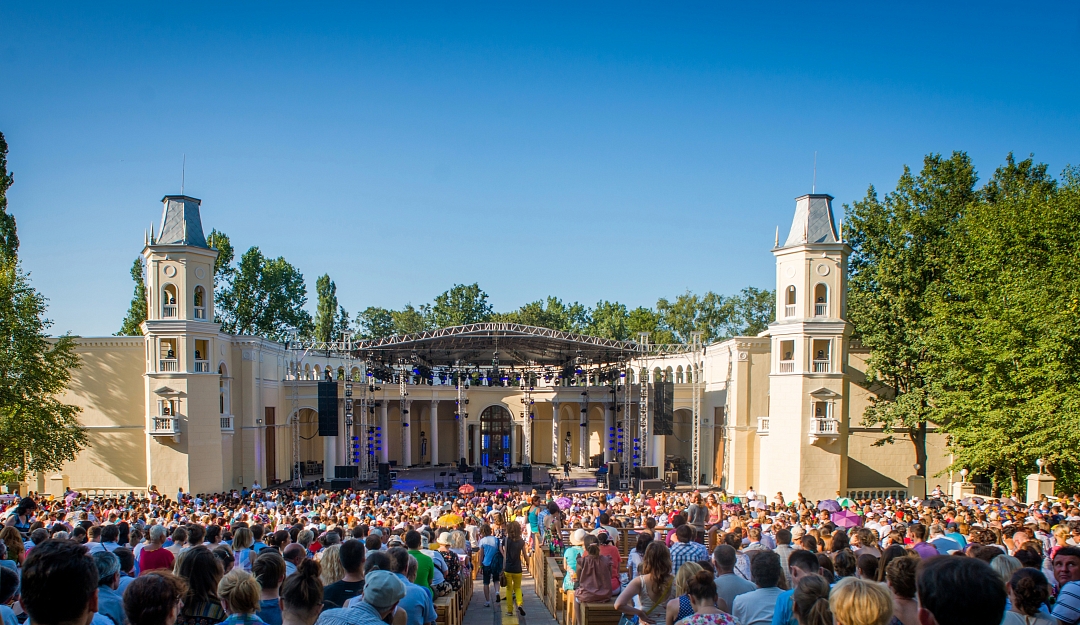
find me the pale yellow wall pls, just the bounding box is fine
[57,338,147,490]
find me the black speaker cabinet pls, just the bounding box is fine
[521,465,532,484]
[335,465,359,479]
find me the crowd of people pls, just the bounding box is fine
[1,484,1080,625]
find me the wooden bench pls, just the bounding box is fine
[579,603,622,625]
[434,596,454,625]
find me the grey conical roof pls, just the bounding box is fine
[157,195,208,248]
[783,194,838,247]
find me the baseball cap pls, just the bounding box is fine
[363,570,406,609]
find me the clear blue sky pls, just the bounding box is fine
[2,2,1078,336]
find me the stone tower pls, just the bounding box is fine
[760,194,851,501]
[142,195,224,495]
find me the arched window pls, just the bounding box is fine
[812,284,829,317]
[480,405,512,467]
[337,366,345,381]
[653,367,662,382]
[304,364,312,380]
[785,286,797,318]
[676,366,684,384]
[664,366,673,382]
[193,286,207,320]
[162,284,178,318]
[350,367,361,381]
[313,364,322,380]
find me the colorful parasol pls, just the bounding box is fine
[458,483,475,494]
[817,499,841,512]
[556,497,573,510]
[436,513,463,528]
[831,510,862,528]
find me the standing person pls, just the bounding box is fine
[828,577,893,625]
[1051,545,1080,623]
[615,542,675,625]
[217,569,267,625]
[139,525,175,574]
[20,540,100,625]
[501,522,526,617]
[676,571,738,625]
[563,529,587,624]
[713,545,754,613]
[732,551,784,625]
[686,494,709,545]
[543,502,564,556]
[232,528,256,573]
[4,498,35,538]
[597,532,622,594]
[905,524,937,559]
[917,556,1006,625]
[478,525,503,608]
[279,560,323,625]
[252,552,287,625]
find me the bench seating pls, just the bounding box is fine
[579,602,622,625]
[434,596,453,625]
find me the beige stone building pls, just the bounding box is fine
[42,192,949,501]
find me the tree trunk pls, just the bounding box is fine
[1010,465,1020,498]
[910,421,928,477]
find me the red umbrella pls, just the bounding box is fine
[831,510,862,528]
[458,483,475,494]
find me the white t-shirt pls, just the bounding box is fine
[732,587,783,625]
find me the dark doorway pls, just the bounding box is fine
[265,407,276,483]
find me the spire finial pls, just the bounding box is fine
[838,218,843,243]
[775,226,779,247]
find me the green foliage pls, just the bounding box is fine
[627,306,676,344]
[116,257,147,336]
[206,229,235,281]
[927,155,1080,494]
[503,297,590,333]
[392,304,431,335]
[846,152,976,476]
[0,133,17,262]
[0,257,85,478]
[589,300,629,340]
[656,288,776,343]
[356,306,395,339]
[314,274,342,343]
[429,284,493,327]
[216,247,312,341]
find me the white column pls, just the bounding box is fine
[650,434,666,469]
[579,402,588,467]
[403,400,412,467]
[551,402,560,466]
[380,401,389,463]
[430,400,439,466]
[604,402,614,462]
[324,434,337,480]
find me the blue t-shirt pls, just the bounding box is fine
[771,588,796,625]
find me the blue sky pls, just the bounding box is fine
[2,2,1078,336]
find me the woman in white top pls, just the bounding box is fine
[615,541,675,625]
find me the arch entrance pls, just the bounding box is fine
[480,405,512,467]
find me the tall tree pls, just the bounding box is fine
[589,300,629,340]
[116,258,147,336]
[216,247,313,341]
[356,306,395,339]
[846,152,977,477]
[506,297,590,333]
[0,133,17,261]
[0,132,85,479]
[728,287,775,336]
[392,304,431,335]
[429,283,493,328]
[314,274,340,343]
[627,306,676,344]
[929,156,1080,494]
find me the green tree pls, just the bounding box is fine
[314,274,340,343]
[846,152,977,477]
[929,155,1080,494]
[216,247,313,341]
[728,287,775,336]
[206,229,235,281]
[356,306,395,339]
[589,300,629,340]
[116,258,147,336]
[429,283,493,328]
[392,304,431,335]
[0,132,85,479]
[0,133,17,261]
[627,306,675,344]
[507,297,590,333]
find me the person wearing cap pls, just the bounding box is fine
[93,550,127,625]
[318,569,405,625]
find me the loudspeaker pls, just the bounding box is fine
[473,468,483,484]
[634,466,658,480]
[318,381,339,436]
[329,478,352,491]
[640,478,665,491]
[608,462,620,492]
[521,465,532,484]
[378,463,390,475]
[377,462,392,489]
[650,382,674,435]
[335,465,359,479]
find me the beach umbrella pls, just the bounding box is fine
[831,510,862,528]
[436,513,463,528]
[556,497,573,510]
[458,484,475,494]
[836,497,855,508]
[749,500,767,510]
[922,499,945,509]
[817,500,842,513]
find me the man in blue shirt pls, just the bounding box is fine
[317,568,406,625]
[387,547,437,625]
[771,550,823,625]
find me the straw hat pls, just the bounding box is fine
[570,528,587,546]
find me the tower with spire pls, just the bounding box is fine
[141,195,225,494]
[760,194,850,501]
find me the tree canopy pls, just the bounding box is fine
[216,246,313,341]
[116,257,147,336]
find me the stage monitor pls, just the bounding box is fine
[318,381,339,436]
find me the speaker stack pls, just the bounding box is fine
[377,463,392,490]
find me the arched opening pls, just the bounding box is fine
[304,364,312,380]
[814,284,829,317]
[162,284,178,318]
[480,405,512,467]
[350,367,361,381]
[664,366,674,382]
[337,366,345,381]
[676,366,684,384]
[785,286,796,318]
[193,286,207,320]
[313,364,322,380]
[218,364,232,430]
[652,367,662,382]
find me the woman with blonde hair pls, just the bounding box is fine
[217,568,266,625]
[318,544,345,587]
[829,577,894,625]
[665,562,704,625]
[615,541,674,625]
[231,528,255,573]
